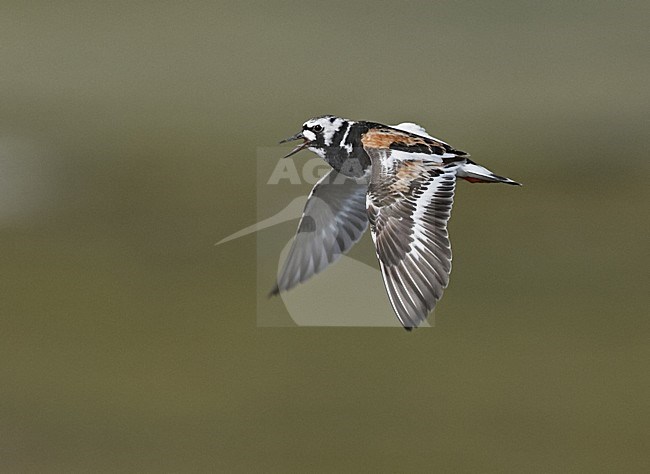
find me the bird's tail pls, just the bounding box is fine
[456,159,521,186]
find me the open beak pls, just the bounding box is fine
[279,131,311,158]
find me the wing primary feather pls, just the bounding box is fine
[365,147,457,329]
[271,169,370,295]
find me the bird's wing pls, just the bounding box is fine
[365,146,457,329]
[270,168,369,295]
[361,124,469,163]
[392,122,445,143]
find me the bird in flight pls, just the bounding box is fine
[272,115,520,330]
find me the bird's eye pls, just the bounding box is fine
[312,124,323,132]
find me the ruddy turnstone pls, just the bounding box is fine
[273,115,520,330]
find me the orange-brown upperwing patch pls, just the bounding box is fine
[389,161,439,195]
[362,128,433,149]
[396,160,427,181]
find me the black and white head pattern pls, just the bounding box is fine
[301,115,352,158]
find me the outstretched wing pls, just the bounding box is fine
[270,169,369,295]
[365,148,457,329]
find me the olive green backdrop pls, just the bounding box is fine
[1,1,648,472]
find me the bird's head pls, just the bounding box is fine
[280,115,350,158]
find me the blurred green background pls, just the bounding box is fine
[1,1,648,472]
